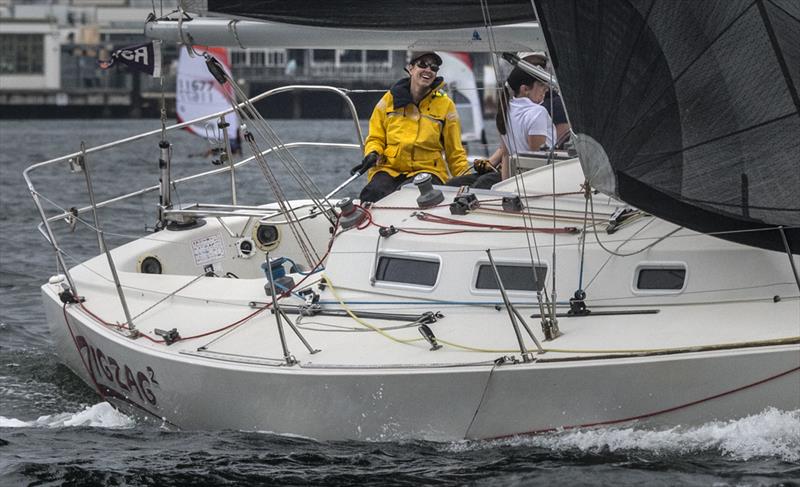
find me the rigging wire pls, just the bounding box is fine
[205,62,351,267]
[479,0,557,329]
[318,277,800,355]
[576,183,590,292]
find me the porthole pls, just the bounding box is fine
[138,255,163,274]
[475,263,548,291]
[375,256,440,287]
[634,264,687,292]
[236,238,255,258]
[252,224,281,251]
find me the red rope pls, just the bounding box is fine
[62,302,109,399]
[62,300,181,425]
[492,365,800,439]
[75,215,341,345]
[370,190,586,211]
[355,205,469,236]
[416,212,578,234]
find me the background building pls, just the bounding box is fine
[1,0,493,119]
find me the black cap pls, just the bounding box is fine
[408,51,443,66]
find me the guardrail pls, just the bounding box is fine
[23,85,366,328]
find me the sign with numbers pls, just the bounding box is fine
[191,234,226,266]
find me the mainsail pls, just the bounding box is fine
[534,0,799,253]
[176,46,240,146]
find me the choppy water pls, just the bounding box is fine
[1,120,798,486]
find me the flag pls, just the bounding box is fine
[98,41,162,78]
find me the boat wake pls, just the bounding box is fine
[0,402,134,429]
[450,408,800,462]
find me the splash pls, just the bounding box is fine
[0,402,135,429]
[448,408,800,462]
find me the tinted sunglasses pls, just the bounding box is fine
[415,60,440,72]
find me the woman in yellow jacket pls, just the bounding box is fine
[352,52,471,203]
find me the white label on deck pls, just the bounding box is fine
[191,234,226,266]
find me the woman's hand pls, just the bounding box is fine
[473,159,497,175]
[351,151,379,175]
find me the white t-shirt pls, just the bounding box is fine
[501,97,553,155]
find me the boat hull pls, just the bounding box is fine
[44,286,800,441]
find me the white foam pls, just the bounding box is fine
[447,408,800,462]
[0,402,135,429]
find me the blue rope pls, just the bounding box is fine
[317,300,572,306]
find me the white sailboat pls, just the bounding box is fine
[25,1,799,440]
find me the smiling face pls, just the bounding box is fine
[408,55,440,93]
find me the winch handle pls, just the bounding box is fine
[325,172,362,200]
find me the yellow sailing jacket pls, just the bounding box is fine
[364,78,469,182]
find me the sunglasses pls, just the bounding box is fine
[415,60,440,72]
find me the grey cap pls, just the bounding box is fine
[408,51,443,66]
[517,51,548,66]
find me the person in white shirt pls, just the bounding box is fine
[496,67,554,180]
[447,67,553,189]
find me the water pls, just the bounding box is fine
[1,119,798,486]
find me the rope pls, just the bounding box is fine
[496,365,800,438]
[317,277,800,355]
[414,211,578,233]
[589,191,681,257]
[321,275,422,345]
[62,302,109,400]
[577,182,590,291]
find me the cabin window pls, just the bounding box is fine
[475,263,548,291]
[375,256,439,287]
[635,267,686,290]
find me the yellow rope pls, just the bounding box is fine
[321,276,800,355]
[321,275,422,346]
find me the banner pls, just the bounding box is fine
[176,47,240,149]
[98,41,162,78]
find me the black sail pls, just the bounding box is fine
[534,0,800,253]
[207,0,535,30]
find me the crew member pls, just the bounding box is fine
[352,51,470,203]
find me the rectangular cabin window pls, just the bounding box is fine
[475,264,548,291]
[375,256,439,287]
[636,267,686,290]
